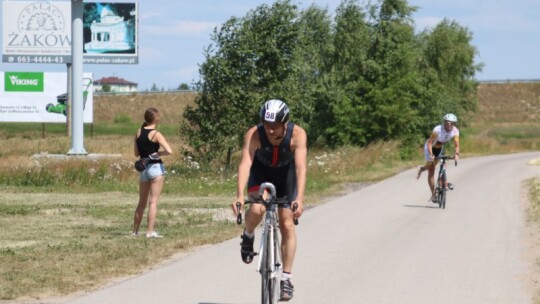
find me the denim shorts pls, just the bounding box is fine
[139,163,165,182]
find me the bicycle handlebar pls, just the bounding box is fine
[292,202,299,226]
[235,182,300,226]
[235,202,242,225]
[435,155,458,166]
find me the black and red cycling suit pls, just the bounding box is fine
[248,122,297,207]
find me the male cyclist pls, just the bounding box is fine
[231,99,307,301]
[417,113,460,202]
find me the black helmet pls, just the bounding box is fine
[260,99,290,123]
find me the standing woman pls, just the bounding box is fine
[133,107,173,238]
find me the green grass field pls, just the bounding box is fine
[1,86,540,301]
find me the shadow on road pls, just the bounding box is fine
[402,204,440,209]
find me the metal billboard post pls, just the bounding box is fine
[67,0,87,155]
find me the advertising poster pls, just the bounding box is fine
[83,2,138,64]
[2,1,138,64]
[0,71,93,123]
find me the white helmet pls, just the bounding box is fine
[443,113,457,123]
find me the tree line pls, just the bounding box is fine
[181,0,482,167]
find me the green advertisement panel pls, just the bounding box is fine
[4,72,44,92]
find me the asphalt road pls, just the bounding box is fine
[56,152,540,304]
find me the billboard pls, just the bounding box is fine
[1,1,138,64]
[0,72,93,123]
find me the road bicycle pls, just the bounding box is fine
[434,155,457,209]
[236,182,298,304]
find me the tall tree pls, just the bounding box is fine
[416,18,481,132]
[181,0,303,167]
[322,0,371,146]
[293,4,333,140]
[181,0,482,164]
[362,0,422,143]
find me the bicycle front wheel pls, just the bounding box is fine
[271,230,282,303]
[441,188,447,209]
[261,229,275,304]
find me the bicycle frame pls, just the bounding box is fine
[236,182,298,304]
[434,156,456,209]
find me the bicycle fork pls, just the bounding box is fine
[257,221,282,278]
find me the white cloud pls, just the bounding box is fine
[140,11,161,20]
[138,46,165,64]
[161,66,200,88]
[414,16,443,31]
[145,21,218,37]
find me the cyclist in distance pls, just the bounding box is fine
[231,99,307,301]
[417,113,460,202]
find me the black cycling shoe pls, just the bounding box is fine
[448,183,454,190]
[280,279,295,301]
[240,232,255,264]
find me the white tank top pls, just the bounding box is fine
[429,125,459,146]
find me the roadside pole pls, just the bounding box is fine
[67,0,87,155]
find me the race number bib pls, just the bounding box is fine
[265,111,276,122]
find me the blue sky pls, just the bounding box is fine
[1,0,538,91]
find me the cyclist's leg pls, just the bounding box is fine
[245,171,266,235]
[428,147,443,200]
[428,163,436,199]
[278,208,295,301]
[240,172,265,263]
[274,163,297,273]
[277,164,297,301]
[278,208,296,273]
[245,192,264,234]
[246,163,268,236]
[417,142,431,179]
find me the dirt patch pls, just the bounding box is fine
[474,83,540,123]
[94,92,197,124]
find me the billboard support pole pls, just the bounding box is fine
[67,0,87,155]
[66,63,72,137]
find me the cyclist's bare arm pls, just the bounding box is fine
[453,136,460,161]
[232,126,259,216]
[426,132,438,160]
[292,126,308,218]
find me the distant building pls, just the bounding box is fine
[93,76,137,93]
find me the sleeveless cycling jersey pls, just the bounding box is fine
[254,122,295,168]
[136,127,162,164]
[249,122,297,203]
[428,125,459,148]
